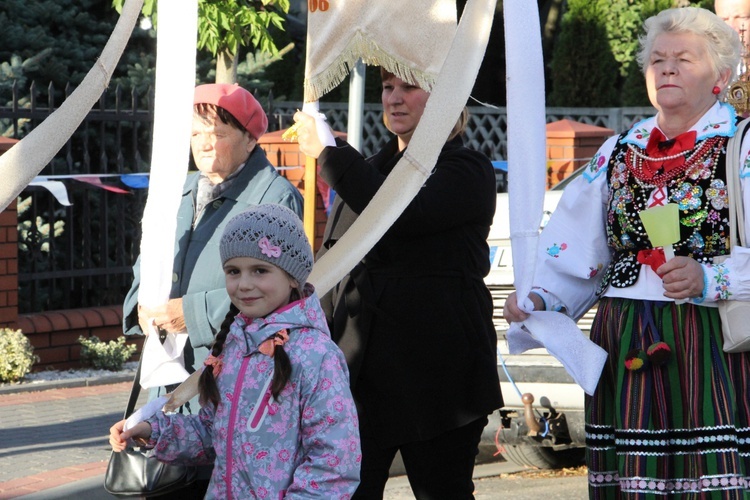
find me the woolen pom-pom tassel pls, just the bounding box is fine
[647,341,672,366]
[624,349,649,371]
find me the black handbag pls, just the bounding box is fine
[103,354,199,497]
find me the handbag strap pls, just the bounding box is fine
[726,118,750,248]
[123,350,144,420]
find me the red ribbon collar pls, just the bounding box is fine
[641,129,697,178]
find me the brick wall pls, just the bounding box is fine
[16,306,143,371]
[0,200,18,329]
[546,119,613,188]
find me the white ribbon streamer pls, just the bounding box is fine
[137,0,198,389]
[309,0,496,295]
[508,312,607,396]
[0,0,144,212]
[503,0,606,396]
[28,178,72,206]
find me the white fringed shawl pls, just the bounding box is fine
[303,0,457,102]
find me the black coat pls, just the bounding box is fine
[317,136,503,447]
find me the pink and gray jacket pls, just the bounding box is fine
[147,292,361,499]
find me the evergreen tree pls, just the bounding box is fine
[549,0,715,107]
[607,0,673,106]
[0,0,153,91]
[548,0,619,106]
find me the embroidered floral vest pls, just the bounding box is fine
[600,133,732,290]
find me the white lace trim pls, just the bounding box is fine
[588,472,749,494]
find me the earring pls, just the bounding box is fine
[712,86,721,95]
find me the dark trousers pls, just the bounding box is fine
[353,416,488,500]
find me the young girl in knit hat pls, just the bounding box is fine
[110,204,360,498]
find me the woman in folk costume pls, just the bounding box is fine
[292,68,503,499]
[504,7,750,498]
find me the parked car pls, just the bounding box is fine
[481,167,594,469]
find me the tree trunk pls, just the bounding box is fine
[215,48,239,84]
[539,0,564,55]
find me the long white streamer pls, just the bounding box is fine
[0,0,144,212]
[503,0,606,396]
[137,0,198,389]
[309,0,496,294]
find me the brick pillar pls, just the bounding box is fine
[546,119,613,189]
[0,137,19,328]
[258,129,346,252]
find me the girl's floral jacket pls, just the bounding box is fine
[147,291,361,499]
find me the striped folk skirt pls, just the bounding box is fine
[586,298,750,499]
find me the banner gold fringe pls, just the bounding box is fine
[303,31,438,103]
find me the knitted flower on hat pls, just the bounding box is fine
[220,204,313,284]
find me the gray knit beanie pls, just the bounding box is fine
[220,204,313,284]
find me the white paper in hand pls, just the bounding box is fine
[302,101,336,148]
[139,322,190,389]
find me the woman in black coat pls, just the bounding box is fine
[293,70,503,499]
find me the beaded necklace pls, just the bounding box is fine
[625,136,723,188]
[629,143,699,162]
[615,135,727,257]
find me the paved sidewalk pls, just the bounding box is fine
[0,377,147,499]
[0,377,587,499]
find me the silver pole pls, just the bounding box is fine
[347,59,366,153]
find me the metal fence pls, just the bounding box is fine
[3,82,153,313]
[269,101,656,160]
[2,82,654,313]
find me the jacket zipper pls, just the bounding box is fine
[225,355,251,499]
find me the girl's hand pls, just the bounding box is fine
[109,419,152,452]
[657,256,705,300]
